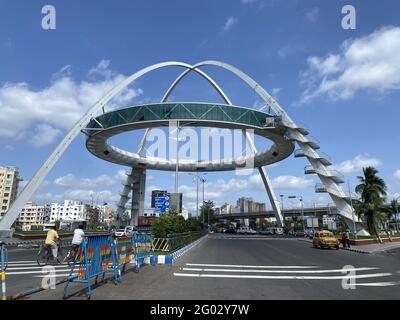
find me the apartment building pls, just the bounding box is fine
[0,166,22,218]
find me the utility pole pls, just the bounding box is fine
[347,180,357,239]
[175,120,180,194]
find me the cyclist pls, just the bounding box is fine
[65,224,85,262]
[45,226,60,260]
[72,224,85,247]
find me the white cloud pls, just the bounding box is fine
[333,154,382,174]
[394,170,400,182]
[271,88,282,100]
[223,16,238,32]
[300,26,400,104]
[53,171,127,189]
[270,175,314,189]
[305,7,319,23]
[35,189,119,205]
[0,60,143,146]
[29,124,62,148]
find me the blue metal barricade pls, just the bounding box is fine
[63,234,120,299]
[1,241,8,300]
[133,231,154,272]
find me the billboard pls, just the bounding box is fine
[307,217,319,228]
[155,195,170,214]
[151,190,168,208]
[168,193,182,213]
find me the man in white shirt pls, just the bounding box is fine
[72,224,85,246]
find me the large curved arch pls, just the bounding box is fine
[163,60,366,233]
[0,61,231,233]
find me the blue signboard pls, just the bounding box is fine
[155,195,170,213]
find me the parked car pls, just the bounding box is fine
[259,227,283,235]
[259,228,274,235]
[237,226,257,235]
[114,226,136,237]
[224,228,237,234]
[313,230,340,250]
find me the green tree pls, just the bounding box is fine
[383,199,399,233]
[355,166,390,242]
[152,213,188,238]
[199,200,217,225]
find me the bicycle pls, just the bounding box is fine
[37,241,64,266]
[63,244,83,267]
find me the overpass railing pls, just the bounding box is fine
[152,231,207,253]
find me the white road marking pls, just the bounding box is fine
[173,272,392,280]
[352,281,400,286]
[7,265,71,270]
[181,267,379,274]
[186,263,319,269]
[6,269,73,275]
[32,274,77,278]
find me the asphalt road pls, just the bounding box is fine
[8,234,400,300]
[4,245,73,298]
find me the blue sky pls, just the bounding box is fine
[1,0,400,215]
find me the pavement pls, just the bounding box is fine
[5,234,398,300]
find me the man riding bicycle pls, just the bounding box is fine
[65,224,85,263]
[45,226,60,260]
[72,224,85,248]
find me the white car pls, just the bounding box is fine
[114,226,136,237]
[236,226,257,235]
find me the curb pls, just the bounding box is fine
[171,234,208,262]
[340,247,370,254]
[297,238,371,254]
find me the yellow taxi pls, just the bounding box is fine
[312,230,340,250]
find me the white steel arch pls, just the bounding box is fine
[0,61,233,234]
[0,60,367,235]
[166,60,366,234]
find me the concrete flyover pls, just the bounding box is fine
[84,102,295,171]
[216,206,339,220]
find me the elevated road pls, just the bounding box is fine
[216,206,339,219]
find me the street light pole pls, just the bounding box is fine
[288,195,305,233]
[202,178,207,226]
[188,173,207,221]
[395,196,400,233]
[175,120,180,194]
[347,180,357,239]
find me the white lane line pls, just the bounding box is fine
[6,269,73,275]
[181,267,379,274]
[7,261,37,264]
[8,263,69,267]
[186,263,319,269]
[173,272,392,280]
[32,274,77,278]
[7,265,71,270]
[352,281,400,287]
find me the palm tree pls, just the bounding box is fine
[355,167,389,242]
[383,199,399,233]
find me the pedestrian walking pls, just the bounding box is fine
[345,230,351,248]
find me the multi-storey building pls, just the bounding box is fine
[49,200,88,222]
[18,201,50,229]
[0,166,22,218]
